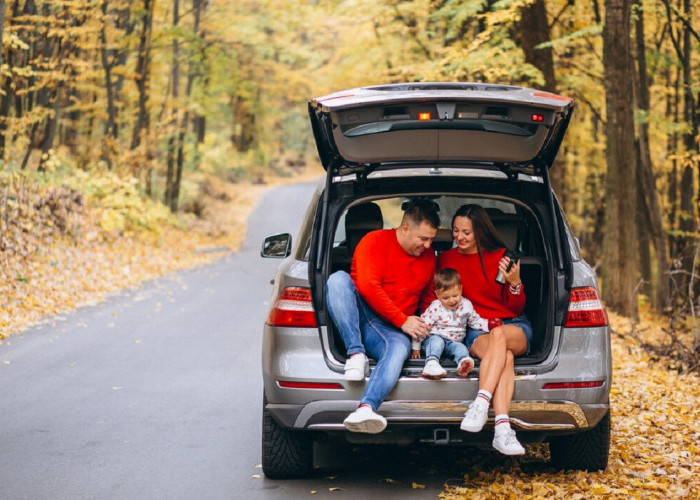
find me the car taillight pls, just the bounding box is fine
[564,287,609,328]
[266,287,317,327]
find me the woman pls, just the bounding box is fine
[438,204,533,456]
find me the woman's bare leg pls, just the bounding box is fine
[469,325,527,396]
[492,350,515,415]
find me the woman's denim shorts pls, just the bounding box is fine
[465,315,533,354]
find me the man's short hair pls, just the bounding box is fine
[401,199,440,229]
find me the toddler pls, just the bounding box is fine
[412,268,498,379]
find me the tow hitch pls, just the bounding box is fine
[419,428,463,445]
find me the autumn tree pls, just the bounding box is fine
[601,0,638,318]
[516,0,563,195]
[1,0,698,290]
[633,0,670,311]
[130,0,154,151]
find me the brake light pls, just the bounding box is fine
[266,287,317,327]
[418,112,431,121]
[564,287,609,328]
[531,113,544,122]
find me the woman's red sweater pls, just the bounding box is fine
[437,247,526,320]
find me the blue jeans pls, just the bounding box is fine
[326,271,411,412]
[465,315,533,354]
[423,334,470,364]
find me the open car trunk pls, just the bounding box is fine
[306,82,577,372]
[311,174,560,370]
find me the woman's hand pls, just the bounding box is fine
[410,349,421,360]
[499,255,522,287]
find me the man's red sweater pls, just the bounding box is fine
[437,247,526,320]
[351,229,436,328]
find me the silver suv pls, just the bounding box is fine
[261,82,611,478]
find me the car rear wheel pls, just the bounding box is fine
[549,410,610,471]
[261,394,314,479]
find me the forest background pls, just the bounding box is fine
[0,0,699,357]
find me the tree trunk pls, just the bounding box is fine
[171,0,203,212]
[601,0,638,318]
[633,0,670,311]
[194,115,205,143]
[230,94,256,152]
[666,65,680,267]
[0,0,10,158]
[636,170,651,294]
[38,88,60,171]
[0,0,23,158]
[114,4,134,98]
[518,0,565,198]
[130,0,154,150]
[100,0,118,140]
[165,0,180,210]
[0,0,6,69]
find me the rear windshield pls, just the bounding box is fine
[333,196,529,253]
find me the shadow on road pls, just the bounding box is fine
[262,440,557,496]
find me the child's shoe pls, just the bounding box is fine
[421,358,447,379]
[456,356,475,377]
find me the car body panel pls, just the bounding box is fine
[309,82,574,175]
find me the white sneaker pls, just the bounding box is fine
[343,406,387,434]
[460,400,489,432]
[492,429,525,455]
[456,356,475,377]
[421,359,447,379]
[344,353,369,381]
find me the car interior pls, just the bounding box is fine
[327,195,549,364]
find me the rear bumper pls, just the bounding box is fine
[267,399,609,432]
[262,323,612,435]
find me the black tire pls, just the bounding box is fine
[549,410,610,471]
[261,394,313,479]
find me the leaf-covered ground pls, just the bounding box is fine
[2,176,698,497]
[0,174,274,338]
[440,311,700,499]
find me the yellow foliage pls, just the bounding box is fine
[65,169,174,239]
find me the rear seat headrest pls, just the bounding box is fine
[434,227,452,242]
[489,213,524,251]
[345,202,384,255]
[345,202,383,230]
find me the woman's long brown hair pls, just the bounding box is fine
[451,204,507,279]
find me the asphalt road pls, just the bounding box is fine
[0,181,491,500]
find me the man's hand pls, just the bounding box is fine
[401,316,429,340]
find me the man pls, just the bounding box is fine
[325,201,439,433]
